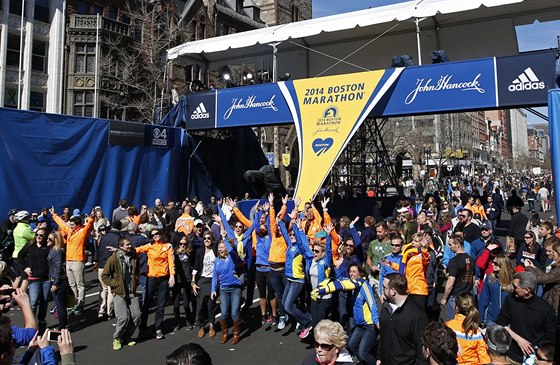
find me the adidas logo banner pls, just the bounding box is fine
[496,51,556,107]
[185,93,216,129]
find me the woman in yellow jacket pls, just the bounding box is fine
[445,293,491,365]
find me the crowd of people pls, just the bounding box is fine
[0,174,559,365]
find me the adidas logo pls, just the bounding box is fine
[508,67,545,92]
[191,102,210,119]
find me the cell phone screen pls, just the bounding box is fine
[47,331,61,342]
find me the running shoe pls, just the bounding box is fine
[112,339,122,351]
[262,316,271,328]
[124,339,136,347]
[278,315,288,330]
[156,330,164,340]
[49,305,58,315]
[271,316,278,327]
[173,325,180,332]
[298,325,312,339]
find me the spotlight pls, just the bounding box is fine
[223,73,231,81]
[279,72,291,81]
[245,72,253,80]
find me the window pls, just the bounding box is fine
[35,0,49,22]
[221,24,230,36]
[77,0,89,14]
[4,88,18,108]
[94,5,103,15]
[73,91,95,117]
[74,43,96,74]
[107,4,117,19]
[6,33,20,67]
[291,4,300,22]
[32,40,47,72]
[121,14,130,24]
[236,0,243,13]
[30,91,45,112]
[197,16,206,40]
[9,0,22,15]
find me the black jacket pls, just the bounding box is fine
[378,297,428,365]
[98,230,121,268]
[497,294,556,363]
[18,244,51,280]
[192,244,218,282]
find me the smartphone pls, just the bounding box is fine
[0,288,15,296]
[47,331,61,342]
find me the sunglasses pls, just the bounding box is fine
[203,237,212,240]
[235,225,243,228]
[36,234,44,237]
[524,236,532,239]
[179,242,188,245]
[343,243,354,248]
[390,244,402,247]
[314,342,335,351]
[313,249,322,254]
[47,237,54,242]
[151,232,160,236]
[458,215,467,218]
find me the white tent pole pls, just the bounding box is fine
[415,17,422,65]
[270,42,279,82]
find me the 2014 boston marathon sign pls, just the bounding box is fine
[279,69,402,204]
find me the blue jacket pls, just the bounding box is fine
[278,221,306,283]
[293,224,332,285]
[211,242,243,293]
[379,253,402,296]
[317,277,379,326]
[220,207,260,269]
[334,226,364,280]
[478,275,509,325]
[255,214,272,270]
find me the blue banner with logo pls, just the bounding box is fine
[496,50,557,107]
[549,90,560,215]
[379,58,497,115]
[216,84,292,128]
[185,92,217,129]
[145,125,175,148]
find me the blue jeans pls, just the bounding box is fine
[220,286,241,321]
[269,269,287,316]
[28,279,51,322]
[140,276,169,331]
[446,295,456,321]
[311,298,331,328]
[138,275,147,305]
[282,281,311,327]
[348,324,378,365]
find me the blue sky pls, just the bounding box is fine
[312,0,559,123]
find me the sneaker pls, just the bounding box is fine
[156,330,164,340]
[262,316,272,328]
[295,322,301,330]
[73,307,83,316]
[278,315,287,330]
[49,305,58,315]
[124,340,136,347]
[298,325,312,339]
[97,314,106,323]
[173,325,180,332]
[271,316,278,327]
[112,339,122,351]
[186,323,194,330]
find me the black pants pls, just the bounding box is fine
[195,277,215,327]
[172,281,195,326]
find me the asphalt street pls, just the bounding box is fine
[7,204,555,365]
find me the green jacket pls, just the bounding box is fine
[101,249,138,297]
[13,222,35,258]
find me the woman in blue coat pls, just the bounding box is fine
[478,254,514,326]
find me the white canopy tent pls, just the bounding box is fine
[167,0,559,80]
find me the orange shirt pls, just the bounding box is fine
[136,241,175,278]
[175,214,194,235]
[268,205,287,264]
[445,314,491,365]
[323,211,341,261]
[401,243,430,295]
[53,213,93,262]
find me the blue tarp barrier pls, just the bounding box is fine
[0,108,183,215]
